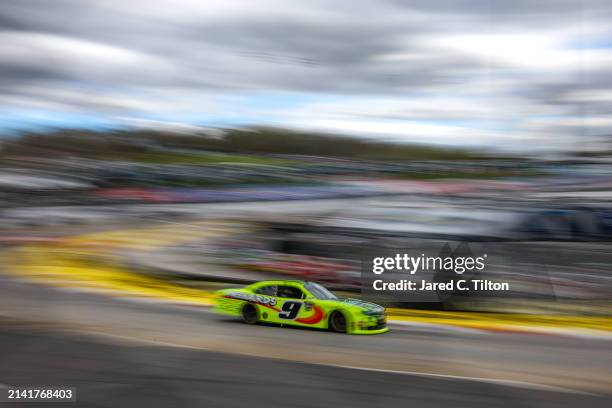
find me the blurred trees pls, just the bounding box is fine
[2,127,478,161]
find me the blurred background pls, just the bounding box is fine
[0,1,611,407]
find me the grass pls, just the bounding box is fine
[101,151,297,166]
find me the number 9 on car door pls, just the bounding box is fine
[277,285,304,320]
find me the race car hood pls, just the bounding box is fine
[341,298,385,314]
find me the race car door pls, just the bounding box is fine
[276,285,325,326]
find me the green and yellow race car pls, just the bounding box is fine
[214,280,388,334]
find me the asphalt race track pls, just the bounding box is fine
[0,276,611,407]
[0,324,608,408]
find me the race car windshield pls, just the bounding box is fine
[304,282,338,300]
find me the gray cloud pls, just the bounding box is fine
[0,0,611,149]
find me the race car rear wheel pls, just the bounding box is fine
[329,311,347,333]
[241,304,258,325]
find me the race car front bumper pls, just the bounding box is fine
[350,316,389,334]
[351,326,389,335]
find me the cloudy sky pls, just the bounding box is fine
[1,0,611,151]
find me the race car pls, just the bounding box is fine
[214,280,388,334]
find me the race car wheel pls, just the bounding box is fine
[241,304,258,325]
[329,311,347,333]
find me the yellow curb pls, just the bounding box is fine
[386,309,612,332]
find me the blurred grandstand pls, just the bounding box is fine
[1,128,611,315]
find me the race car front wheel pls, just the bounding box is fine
[329,311,347,333]
[241,304,258,325]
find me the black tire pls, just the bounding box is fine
[329,311,347,333]
[241,304,258,325]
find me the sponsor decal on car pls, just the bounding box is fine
[224,291,278,307]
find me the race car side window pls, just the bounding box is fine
[277,286,304,299]
[255,285,277,296]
